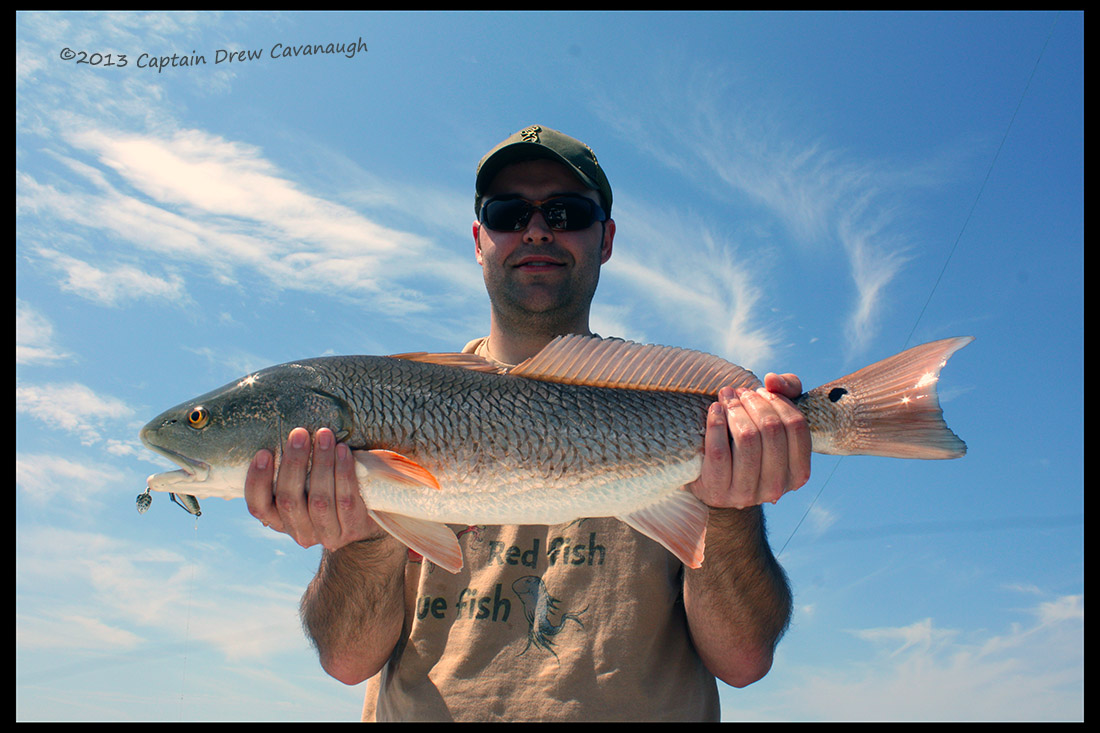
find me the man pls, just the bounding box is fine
[244,125,811,721]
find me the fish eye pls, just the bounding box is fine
[187,406,209,429]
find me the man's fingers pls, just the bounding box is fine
[245,448,285,532]
[274,427,317,547]
[738,389,791,504]
[762,387,812,492]
[727,389,764,507]
[764,372,803,399]
[694,398,734,506]
[307,428,342,549]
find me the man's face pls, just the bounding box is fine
[473,159,614,334]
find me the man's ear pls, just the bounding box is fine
[600,219,615,264]
[472,221,483,265]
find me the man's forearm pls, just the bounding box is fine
[300,535,408,685]
[682,506,792,688]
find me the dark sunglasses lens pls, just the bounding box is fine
[543,199,586,230]
[482,199,533,231]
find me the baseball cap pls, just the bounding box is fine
[475,124,613,217]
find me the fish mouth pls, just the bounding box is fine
[140,428,210,490]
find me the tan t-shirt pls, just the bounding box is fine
[360,338,719,721]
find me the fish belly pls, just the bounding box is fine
[358,455,705,526]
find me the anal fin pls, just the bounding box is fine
[619,489,709,568]
[368,510,464,574]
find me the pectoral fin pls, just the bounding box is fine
[354,449,441,490]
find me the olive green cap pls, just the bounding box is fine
[475,124,613,216]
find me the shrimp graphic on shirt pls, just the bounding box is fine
[511,575,588,659]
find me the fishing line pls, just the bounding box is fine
[177,514,199,720]
[777,14,1059,561]
[903,11,1060,350]
[776,457,841,559]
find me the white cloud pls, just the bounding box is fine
[17,611,144,652]
[1035,594,1083,625]
[602,197,779,370]
[66,127,416,259]
[592,56,937,356]
[744,598,1084,721]
[16,299,70,365]
[805,503,838,536]
[16,453,130,506]
[35,248,189,307]
[16,382,134,445]
[853,616,957,657]
[16,524,307,663]
[836,205,911,354]
[19,125,483,326]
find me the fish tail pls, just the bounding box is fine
[798,336,973,459]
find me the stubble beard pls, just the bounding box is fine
[485,266,601,339]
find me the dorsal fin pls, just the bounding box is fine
[388,352,504,373]
[508,334,761,395]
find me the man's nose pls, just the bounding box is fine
[522,210,554,243]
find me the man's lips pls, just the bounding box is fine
[513,255,565,269]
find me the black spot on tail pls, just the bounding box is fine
[828,387,848,402]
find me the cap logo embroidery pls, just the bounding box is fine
[520,125,542,143]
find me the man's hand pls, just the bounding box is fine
[689,373,812,508]
[244,427,384,550]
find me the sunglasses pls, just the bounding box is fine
[479,194,607,232]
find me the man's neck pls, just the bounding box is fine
[483,318,592,366]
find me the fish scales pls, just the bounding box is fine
[315,357,703,469]
[316,357,713,524]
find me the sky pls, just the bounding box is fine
[16,11,1082,722]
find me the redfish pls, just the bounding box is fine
[140,334,972,572]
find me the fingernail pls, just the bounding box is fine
[290,429,307,450]
[255,451,269,470]
[317,430,333,450]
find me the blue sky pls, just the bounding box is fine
[16,11,1082,722]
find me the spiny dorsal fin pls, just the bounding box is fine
[388,352,504,373]
[508,334,761,395]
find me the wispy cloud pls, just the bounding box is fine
[16,453,131,507]
[17,611,144,653]
[805,503,839,536]
[35,248,189,307]
[747,596,1084,721]
[591,56,935,356]
[17,383,135,446]
[17,524,307,662]
[16,299,71,365]
[24,129,444,298]
[599,196,780,369]
[19,123,486,343]
[853,616,958,657]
